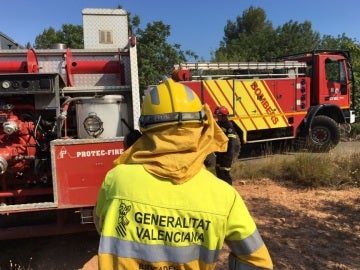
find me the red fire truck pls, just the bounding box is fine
[171,50,356,154]
[0,8,141,239]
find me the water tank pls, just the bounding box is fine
[75,95,127,138]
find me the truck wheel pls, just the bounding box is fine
[307,115,340,152]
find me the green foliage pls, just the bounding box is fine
[215,5,360,64]
[280,153,339,187]
[58,24,84,49]
[215,6,320,61]
[233,152,360,188]
[274,20,321,56]
[34,27,57,48]
[34,25,83,49]
[231,157,281,180]
[217,6,277,61]
[350,122,360,139]
[133,20,197,90]
[135,21,181,89]
[128,13,198,90]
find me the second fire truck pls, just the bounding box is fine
[171,50,356,154]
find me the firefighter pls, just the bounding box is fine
[214,105,240,185]
[93,78,273,270]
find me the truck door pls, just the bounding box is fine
[324,57,350,107]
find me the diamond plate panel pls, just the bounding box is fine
[82,8,129,49]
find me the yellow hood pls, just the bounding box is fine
[114,104,228,184]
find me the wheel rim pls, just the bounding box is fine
[311,126,330,144]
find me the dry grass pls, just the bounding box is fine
[232,151,360,188]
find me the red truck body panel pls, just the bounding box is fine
[52,139,124,208]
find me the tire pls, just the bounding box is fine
[306,115,340,152]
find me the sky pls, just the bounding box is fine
[1,0,359,61]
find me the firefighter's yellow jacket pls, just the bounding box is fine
[94,104,273,270]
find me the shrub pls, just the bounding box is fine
[231,151,360,188]
[280,153,340,187]
[350,122,360,140]
[337,152,360,186]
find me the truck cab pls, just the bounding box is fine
[284,50,355,124]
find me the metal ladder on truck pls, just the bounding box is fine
[173,61,307,79]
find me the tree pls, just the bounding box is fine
[215,6,320,61]
[34,24,83,49]
[131,18,197,90]
[215,6,276,61]
[274,20,320,56]
[56,24,84,49]
[34,27,58,49]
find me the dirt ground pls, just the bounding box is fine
[0,178,358,270]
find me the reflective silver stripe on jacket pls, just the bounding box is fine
[226,229,264,255]
[99,236,220,264]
